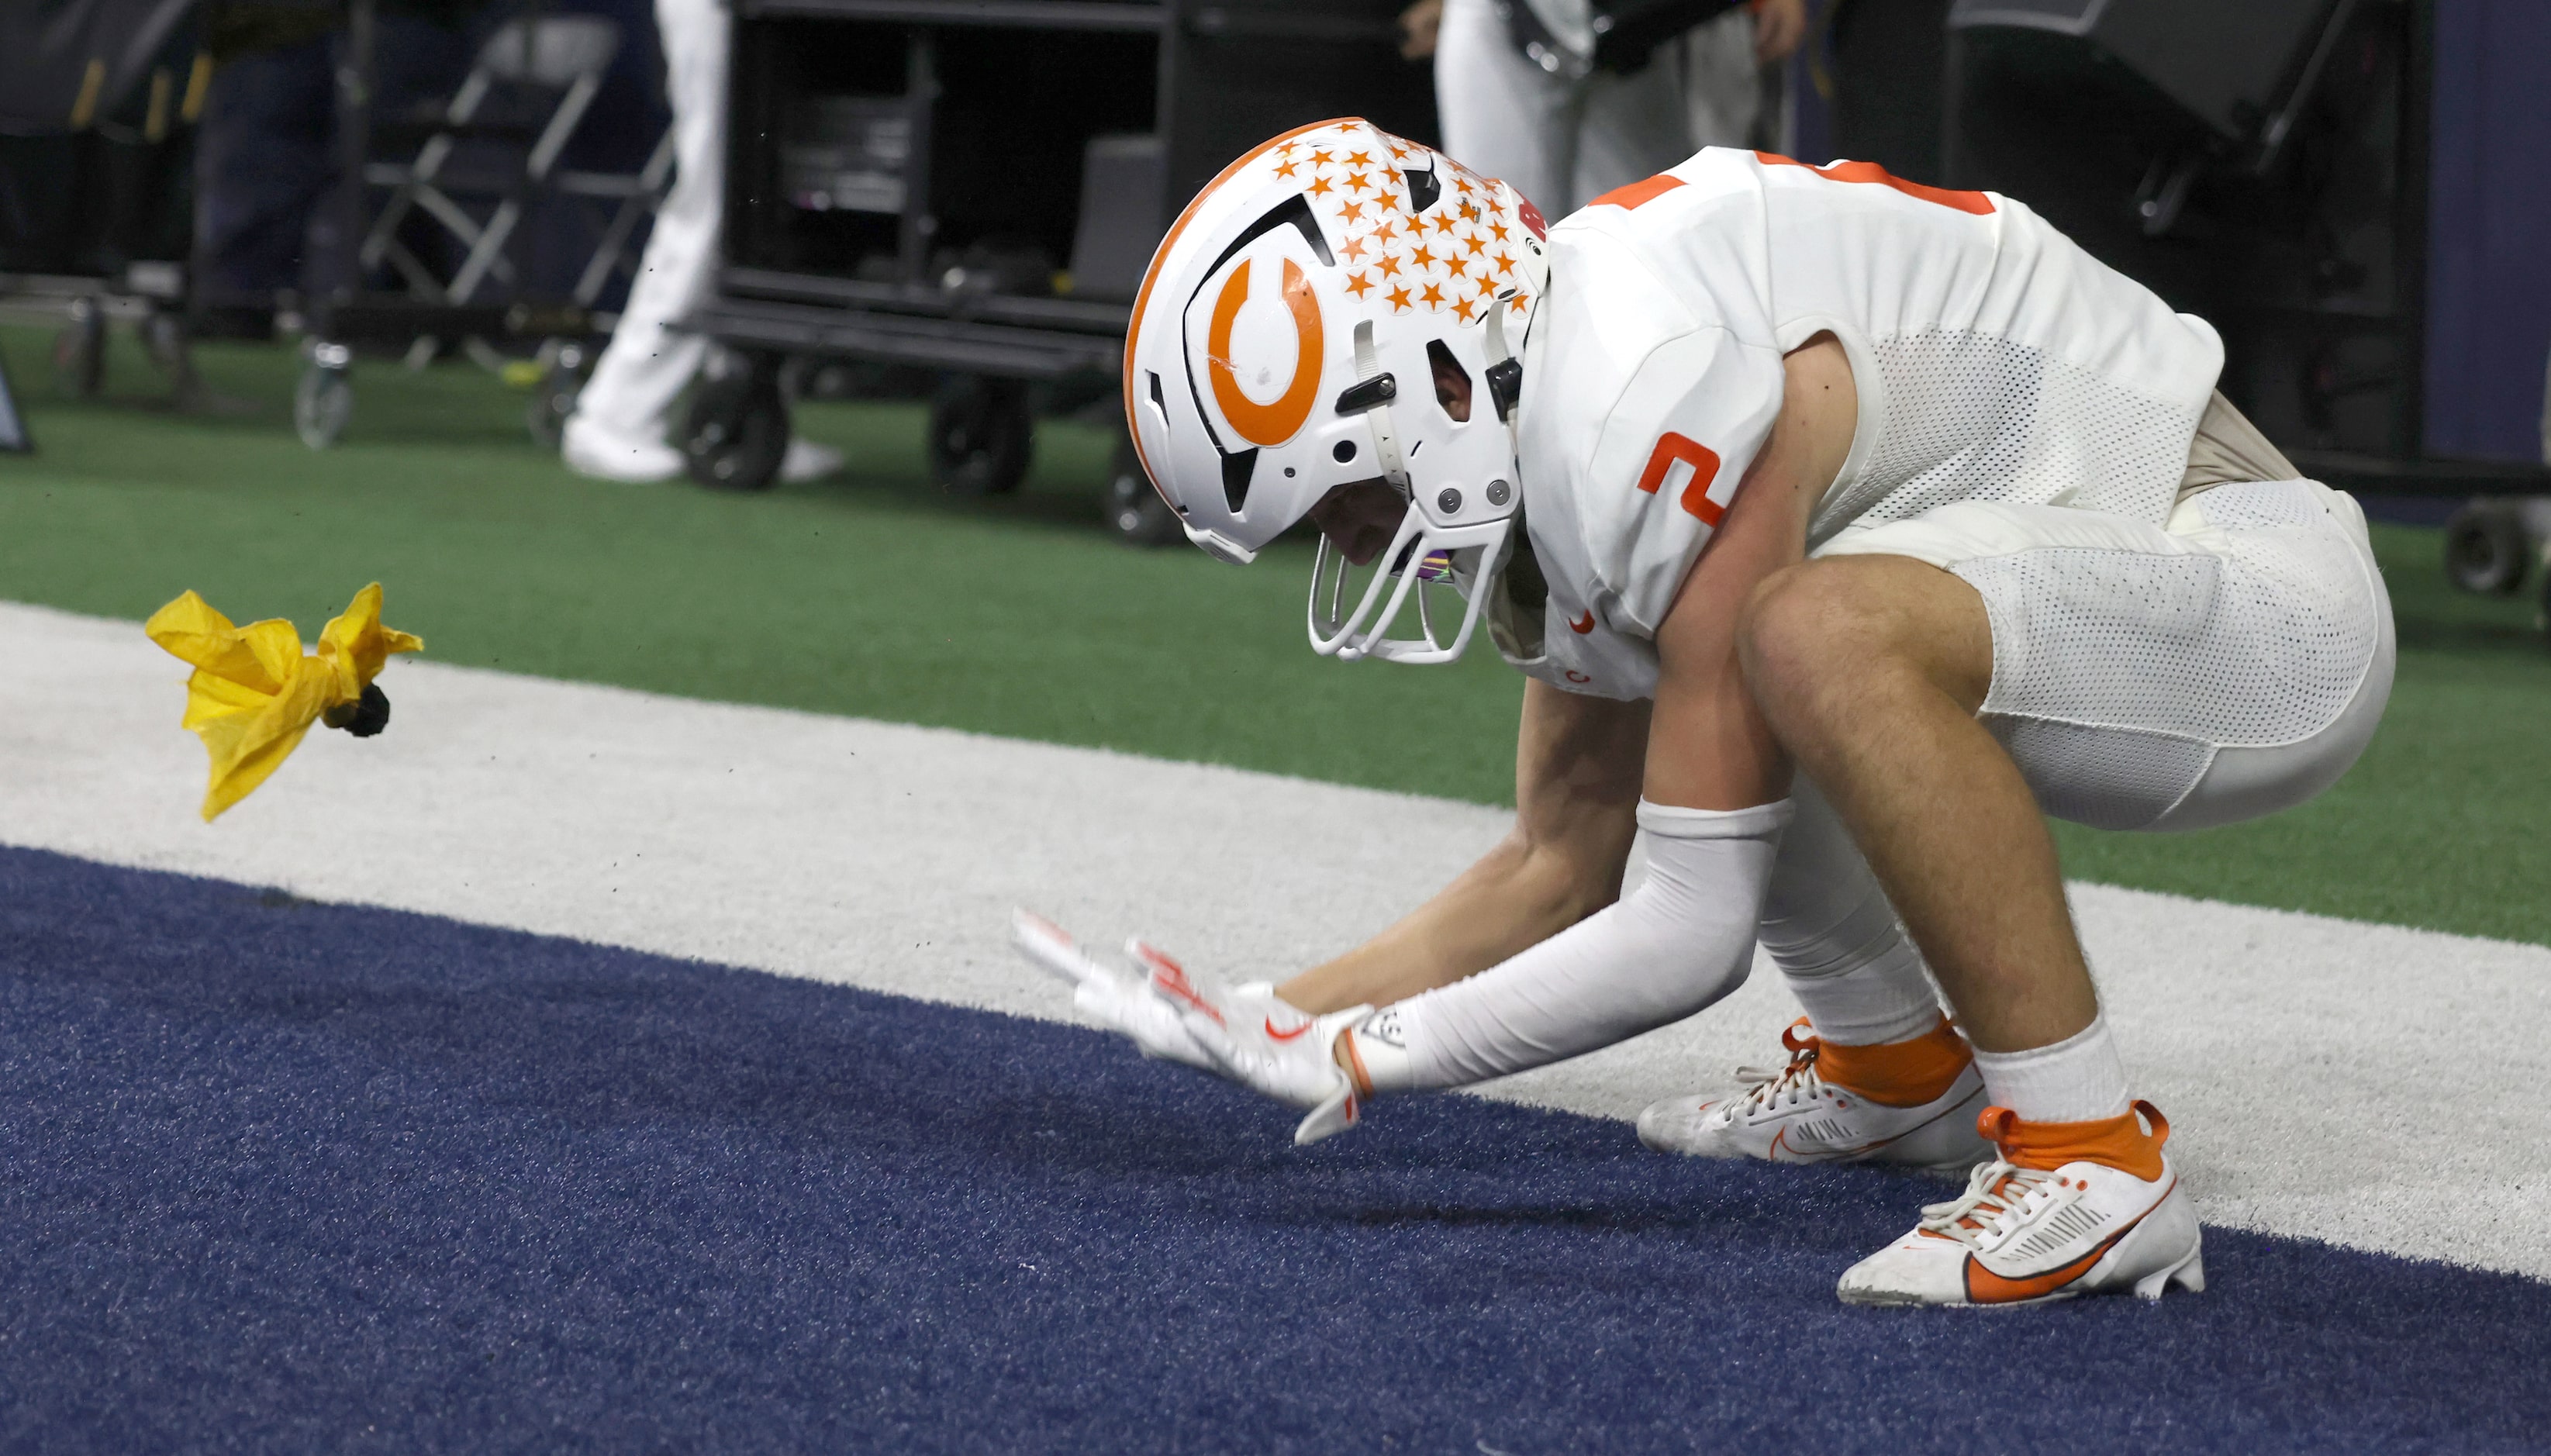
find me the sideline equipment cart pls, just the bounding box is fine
[678,0,1434,543]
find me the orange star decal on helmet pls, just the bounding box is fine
[1308,149,1332,164]
[1407,243,1438,271]
[1343,170,1372,194]
[1340,234,1371,263]
[1272,159,1298,179]
[1345,271,1375,298]
[1339,198,1366,222]
[1385,284,1412,311]
[1206,257,1324,449]
[1376,251,1403,278]
[1454,295,1482,323]
[1345,150,1372,166]
[1306,175,1334,197]
[1419,281,1444,307]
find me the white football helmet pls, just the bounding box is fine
[1124,119,1552,663]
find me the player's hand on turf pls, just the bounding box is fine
[1130,937,1373,1146]
[1011,911,1217,1071]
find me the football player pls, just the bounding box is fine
[1029,119,2393,1306]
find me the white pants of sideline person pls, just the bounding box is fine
[561,0,839,484]
[1433,0,1692,217]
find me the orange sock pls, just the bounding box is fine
[1814,1016,1971,1107]
[1981,1101,2170,1182]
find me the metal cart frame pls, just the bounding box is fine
[677,0,1431,540]
[296,0,671,450]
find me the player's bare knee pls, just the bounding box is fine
[1738,561,1903,704]
[1743,557,1988,723]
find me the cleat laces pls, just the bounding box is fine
[1915,1159,2062,1250]
[1724,1020,1828,1116]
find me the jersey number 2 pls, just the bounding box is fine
[1638,433,1725,526]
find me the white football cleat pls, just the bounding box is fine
[1636,1021,1991,1176]
[779,437,844,482]
[561,415,685,482]
[1836,1100,2206,1308]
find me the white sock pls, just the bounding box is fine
[1759,779,1942,1046]
[1970,1012,2132,1124]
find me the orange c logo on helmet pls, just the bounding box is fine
[1206,257,1324,448]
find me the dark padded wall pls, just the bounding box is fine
[2422,0,2551,462]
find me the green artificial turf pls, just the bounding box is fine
[2,322,2546,945]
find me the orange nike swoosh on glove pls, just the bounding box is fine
[1569,610,1596,633]
[1265,1019,1312,1041]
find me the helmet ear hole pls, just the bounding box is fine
[1404,167,1441,212]
[1222,449,1257,512]
[1424,341,1473,423]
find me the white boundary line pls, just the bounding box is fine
[4,601,2544,1280]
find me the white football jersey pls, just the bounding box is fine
[1488,147,2226,699]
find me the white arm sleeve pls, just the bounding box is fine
[1369,797,1791,1091]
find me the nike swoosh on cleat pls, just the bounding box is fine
[1769,1123,1887,1165]
[1961,1178,2176,1304]
[1569,611,1596,634]
[1814,1086,1984,1162]
[1265,1019,1312,1041]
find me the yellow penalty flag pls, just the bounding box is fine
[144,583,423,820]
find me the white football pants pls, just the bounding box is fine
[1434,0,1693,216]
[1676,7,1765,152]
[567,0,726,446]
[1821,477,2395,832]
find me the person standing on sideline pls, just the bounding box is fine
[1678,0,1807,151]
[561,0,841,483]
[1398,0,1806,217]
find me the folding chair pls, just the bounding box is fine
[296,8,670,448]
[356,14,623,309]
[557,119,675,310]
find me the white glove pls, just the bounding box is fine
[1134,940,1373,1146]
[1011,910,1216,1071]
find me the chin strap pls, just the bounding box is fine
[1348,320,1411,495]
[1483,290,1527,437]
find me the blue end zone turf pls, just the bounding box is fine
[2,845,2545,1452]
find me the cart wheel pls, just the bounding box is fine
[52,299,105,399]
[682,361,789,492]
[295,344,355,449]
[927,375,1033,495]
[140,309,204,406]
[526,341,589,450]
[2443,502,2529,595]
[1103,432,1182,547]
